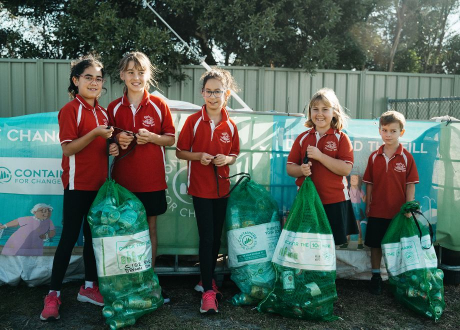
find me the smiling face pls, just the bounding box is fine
[310,100,335,134]
[350,174,359,187]
[34,208,52,220]
[379,122,405,147]
[120,60,150,95]
[202,78,230,112]
[72,65,104,106]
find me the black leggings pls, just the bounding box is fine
[50,189,98,290]
[193,196,228,292]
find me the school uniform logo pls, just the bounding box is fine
[142,115,155,127]
[220,132,230,143]
[324,141,337,151]
[394,162,406,172]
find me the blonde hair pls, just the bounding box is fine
[305,88,349,131]
[380,110,406,130]
[119,52,158,93]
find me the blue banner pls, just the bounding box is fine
[0,112,444,257]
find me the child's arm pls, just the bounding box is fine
[287,162,312,178]
[404,183,416,218]
[307,146,352,176]
[61,126,114,157]
[365,183,373,217]
[405,183,415,202]
[176,150,215,166]
[136,128,175,147]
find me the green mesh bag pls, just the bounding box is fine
[87,179,163,330]
[225,177,281,306]
[258,177,338,321]
[382,201,445,321]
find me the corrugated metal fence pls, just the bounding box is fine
[1,59,460,119]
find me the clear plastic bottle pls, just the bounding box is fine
[231,292,258,305]
[250,285,269,299]
[108,210,120,225]
[94,225,116,237]
[227,206,241,231]
[118,209,138,230]
[242,220,256,228]
[102,306,115,318]
[109,317,136,330]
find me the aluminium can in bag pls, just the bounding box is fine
[258,177,338,321]
[225,177,281,306]
[87,179,163,330]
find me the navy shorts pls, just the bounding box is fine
[133,190,167,217]
[365,217,393,248]
[324,200,358,246]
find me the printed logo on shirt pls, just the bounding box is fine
[394,162,406,172]
[103,119,109,126]
[220,132,230,143]
[142,115,155,127]
[324,141,337,152]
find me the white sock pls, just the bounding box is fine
[49,290,60,297]
[85,281,94,289]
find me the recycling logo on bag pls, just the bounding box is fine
[238,231,257,250]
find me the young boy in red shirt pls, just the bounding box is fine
[363,110,419,295]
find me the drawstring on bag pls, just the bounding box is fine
[106,126,137,179]
[410,209,434,250]
[213,164,250,198]
[402,201,434,250]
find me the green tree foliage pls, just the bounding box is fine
[53,0,189,84]
[442,35,460,74]
[1,0,459,75]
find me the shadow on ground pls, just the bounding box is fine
[1,275,459,329]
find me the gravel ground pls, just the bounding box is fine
[0,275,459,330]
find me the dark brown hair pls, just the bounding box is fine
[68,54,105,99]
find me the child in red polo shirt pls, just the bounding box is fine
[363,110,419,295]
[107,52,175,302]
[287,88,358,244]
[40,55,119,321]
[176,68,240,314]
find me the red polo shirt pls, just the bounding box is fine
[287,127,354,204]
[176,106,240,198]
[363,144,419,219]
[107,91,175,192]
[59,95,109,191]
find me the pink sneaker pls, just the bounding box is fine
[40,291,61,321]
[194,279,223,300]
[200,290,218,314]
[77,285,104,306]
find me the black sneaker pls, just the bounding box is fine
[370,274,382,295]
[162,289,170,304]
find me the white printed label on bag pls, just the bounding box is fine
[272,230,336,271]
[382,234,437,276]
[92,229,152,277]
[227,222,281,268]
